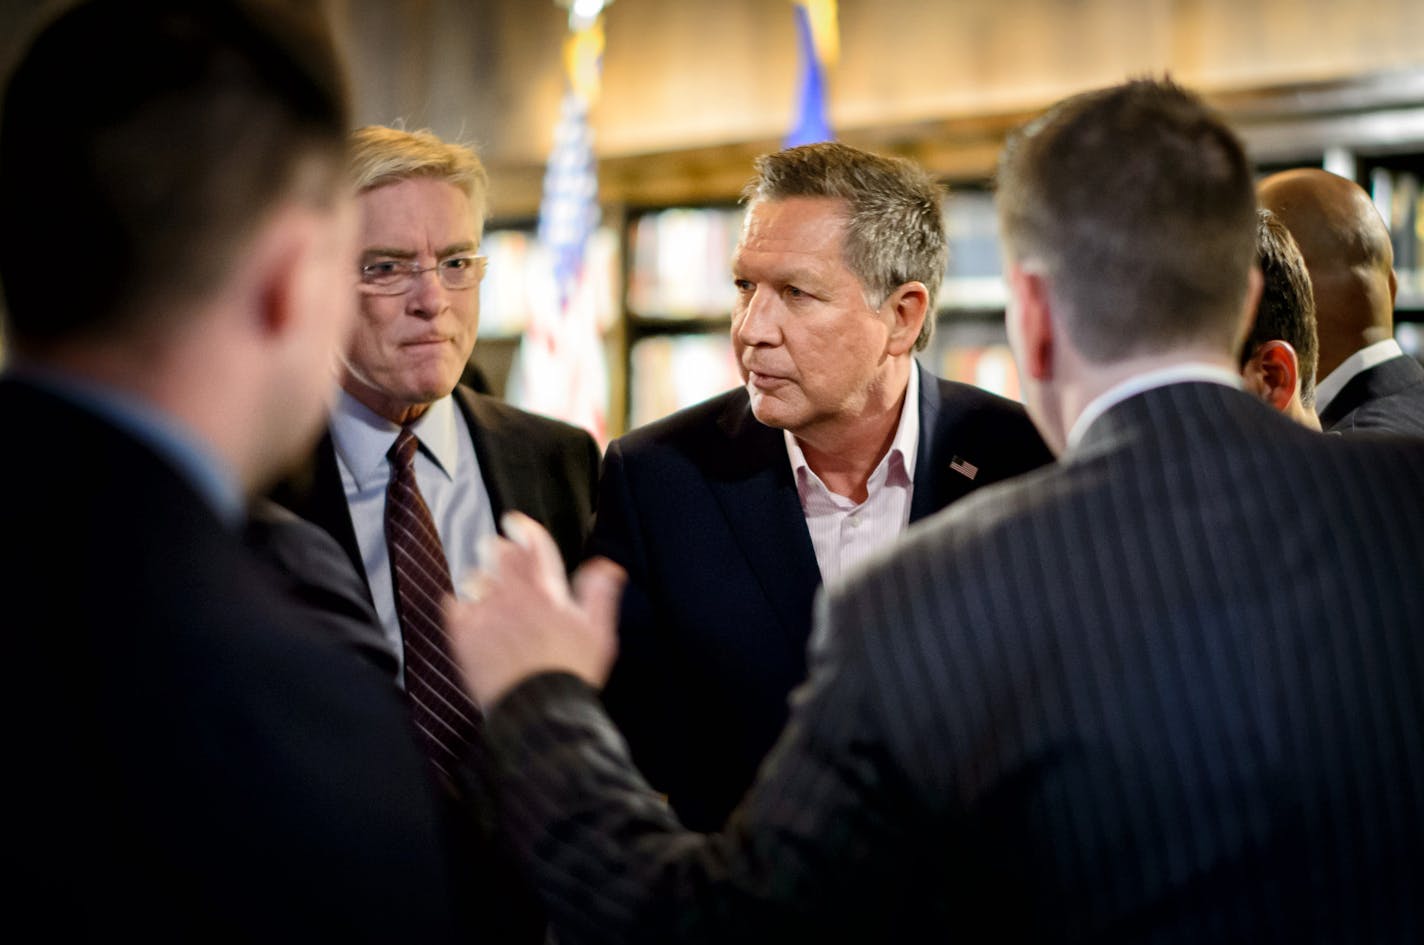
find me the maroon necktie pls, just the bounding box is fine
[385,426,481,781]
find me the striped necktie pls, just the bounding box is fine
[384,425,481,781]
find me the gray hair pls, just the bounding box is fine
[743,142,947,351]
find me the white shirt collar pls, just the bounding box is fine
[329,388,461,489]
[1066,362,1243,451]
[784,362,920,491]
[1313,338,1405,416]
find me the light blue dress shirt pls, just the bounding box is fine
[328,388,496,682]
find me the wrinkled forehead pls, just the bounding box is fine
[734,197,855,280]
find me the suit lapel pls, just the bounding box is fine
[909,365,983,523]
[1320,355,1424,427]
[277,432,372,603]
[453,385,513,523]
[707,395,823,651]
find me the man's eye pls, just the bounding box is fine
[733,279,752,292]
[363,261,402,277]
[785,285,806,299]
[443,256,472,271]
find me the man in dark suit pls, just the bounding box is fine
[0,2,464,940]
[448,78,1424,943]
[1258,167,1424,435]
[274,125,599,763]
[595,141,1051,830]
[272,125,597,943]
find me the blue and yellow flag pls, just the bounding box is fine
[785,0,838,147]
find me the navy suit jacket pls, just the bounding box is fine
[1319,352,1424,436]
[593,365,1052,829]
[2,378,464,942]
[484,381,1424,944]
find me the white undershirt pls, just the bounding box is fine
[1067,363,1244,451]
[786,366,920,589]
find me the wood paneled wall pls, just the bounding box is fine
[326,0,1424,215]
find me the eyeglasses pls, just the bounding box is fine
[357,253,488,295]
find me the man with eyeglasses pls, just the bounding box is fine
[274,125,597,945]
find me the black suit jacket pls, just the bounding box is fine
[594,365,1052,829]
[275,384,600,594]
[244,498,399,679]
[1,378,463,943]
[484,381,1424,944]
[1319,352,1424,436]
[271,383,599,945]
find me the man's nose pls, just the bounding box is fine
[735,287,780,346]
[406,266,449,317]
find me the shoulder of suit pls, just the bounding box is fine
[454,384,596,448]
[612,386,751,451]
[931,374,1029,417]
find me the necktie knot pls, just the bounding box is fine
[389,426,420,470]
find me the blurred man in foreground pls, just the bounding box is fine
[1,2,463,939]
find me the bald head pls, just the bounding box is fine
[1257,168,1397,379]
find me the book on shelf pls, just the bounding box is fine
[627,333,741,428]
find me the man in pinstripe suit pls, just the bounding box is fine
[449,79,1424,943]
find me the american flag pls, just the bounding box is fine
[510,7,610,445]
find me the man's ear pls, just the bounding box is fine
[1243,339,1300,413]
[247,203,323,340]
[882,281,930,356]
[1006,262,1054,381]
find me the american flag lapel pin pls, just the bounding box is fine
[949,456,978,480]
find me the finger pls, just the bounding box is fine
[459,570,492,603]
[572,557,627,635]
[501,511,569,594]
[486,528,549,596]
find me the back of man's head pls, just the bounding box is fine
[996,78,1257,363]
[1256,168,1396,379]
[1243,208,1319,408]
[744,141,947,351]
[0,0,349,352]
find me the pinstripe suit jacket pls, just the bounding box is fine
[484,381,1424,944]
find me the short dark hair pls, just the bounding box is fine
[996,78,1257,362]
[0,0,349,348]
[1242,208,1319,407]
[744,142,947,351]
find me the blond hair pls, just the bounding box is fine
[348,126,489,216]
